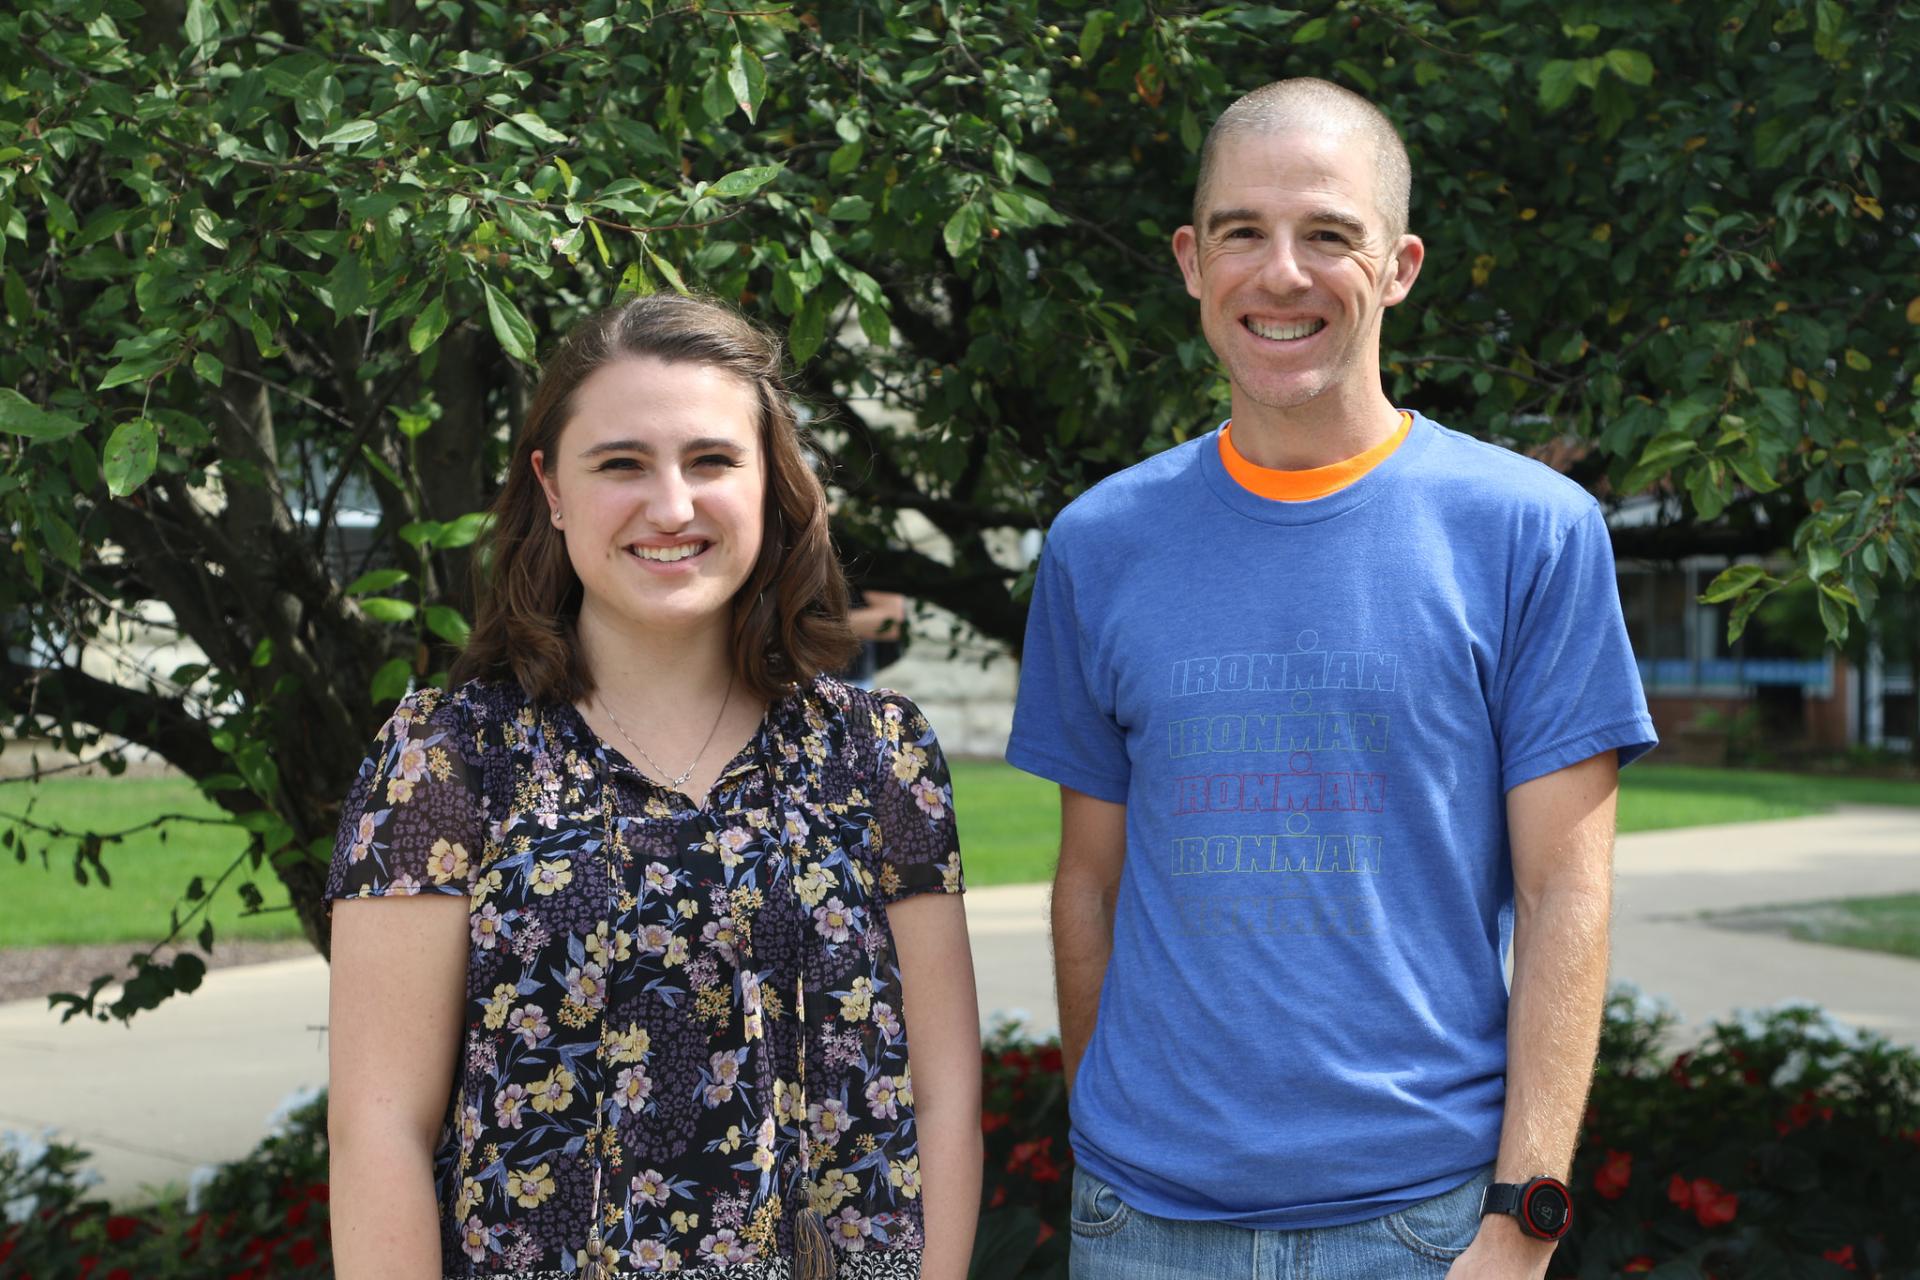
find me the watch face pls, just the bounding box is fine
[1524,1182,1571,1238]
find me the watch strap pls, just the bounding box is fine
[1479,1182,1524,1218]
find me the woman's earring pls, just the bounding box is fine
[551,508,563,528]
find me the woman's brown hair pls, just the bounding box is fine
[452,293,857,704]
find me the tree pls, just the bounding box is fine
[2,0,1916,1017]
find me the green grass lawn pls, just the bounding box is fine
[0,776,299,949]
[1705,893,1920,963]
[5,760,1919,948]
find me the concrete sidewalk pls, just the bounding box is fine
[4,806,1915,1202]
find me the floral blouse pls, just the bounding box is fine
[326,676,964,1279]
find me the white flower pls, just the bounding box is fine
[264,1084,324,1137]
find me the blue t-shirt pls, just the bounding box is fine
[1006,412,1657,1229]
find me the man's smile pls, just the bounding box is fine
[1243,317,1328,342]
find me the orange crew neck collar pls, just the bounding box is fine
[1218,411,1413,502]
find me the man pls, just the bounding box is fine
[1006,78,1657,1279]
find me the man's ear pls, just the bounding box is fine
[1382,234,1425,307]
[1172,225,1204,301]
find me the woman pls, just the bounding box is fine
[326,293,982,1279]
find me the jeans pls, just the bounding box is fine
[1068,1164,1495,1280]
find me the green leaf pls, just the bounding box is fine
[98,356,167,390]
[582,16,613,44]
[436,511,492,548]
[1843,348,1871,371]
[320,120,379,146]
[483,282,537,362]
[192,351,224,386]
[646,248,688,295]
[1622,430,1696,491]
[425,604,472,645]
[943,202,984,260]
[409,295,450,354]
[39,509,80,568]
[829,141,865,176]
[1698,563,1766,603]
[509,113,569,145]
[190,207,227,250]
[727,42,766,123]
[1080,11,1112,61]
[1603,49,1654,86]
[360,597,418,623]
[1291,15,1329,43]
[1538,60,1580,111]
[829,196,873,222]
[0,389,84,441]
[790,291,828,364]
[708,165,783,199]
[1807,542,1841,581]
[369,657,413,705]
[448,119,479,148]
[102,419,159,497]
[858,297,891,347]
[184,0,218,44]
[345,568,410,596]
[250,637,274,668]
[1816,586,1848,645]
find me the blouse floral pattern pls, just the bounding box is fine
[326,676,964,1279]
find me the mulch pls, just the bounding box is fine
[0,939,317,1007]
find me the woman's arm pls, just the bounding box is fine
[328,895,470,1279]
[890,893,982,1280]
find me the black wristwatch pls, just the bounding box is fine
[1480,1176,1572,1241]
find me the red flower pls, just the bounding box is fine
[1007,1137,1062,1184]
[286,1200,310,1229]
[981,1111,1011,1134]
[1624,1259,1654,1273]
[105,1270,132,1280]
[1037,1045,1064,1075]
[1691,1180,1739,1229]
[1822,1245,1857,1271]
[0,1237,15,1266]
[104,1216,142,1243]
[1593,1150,1632,1200]
[304,1182,331,1203]
[1036,1222,1056,1246]
[1667,1174,1693,1209]
[77,1255,99,1279]
[290,1238,319,1267]
[1668,1052,1694,1089]
[989,1185,1007,1208]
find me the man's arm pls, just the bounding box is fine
[1051,786,1128,1092]
[1450,750,1619,1279]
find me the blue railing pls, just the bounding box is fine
[1637,657,1832,691]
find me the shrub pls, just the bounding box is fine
[0,1090,331,1279]
[6,998,1915,1279]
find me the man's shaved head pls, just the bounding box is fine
[1192,78,1412,239]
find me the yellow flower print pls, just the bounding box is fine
[385,776,415,805]
[942,850,962,893]
[508,1161,556,1208]
[808,1168,859,1214]
[468,867,503,907]
[457,1176,483,1216]
[529,857,572,895]
[893,1069,913,1108]
[427,745,453,782]
[482,983,517,1030]
[793,863,831,908]
[878,864,902,898]
[839,977,873,1023]
[891,743,927,784]
[664,935,690,967]
[584,920,632,967]
[426,839,469,885]
[676,897,698,919]
[670,1210,700,1234]
[604,1022,651,1064]
[530,1065,576,1114]
[888,1156,922,1199]
[719,1124,743,1153]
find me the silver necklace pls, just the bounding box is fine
[597,671,734,790]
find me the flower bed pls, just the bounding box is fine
[4,993,1916,1279]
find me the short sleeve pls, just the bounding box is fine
[326,688,487,902]
[1494,505,1659,792]
[1005,536,1130,803]
[865,691,963,905]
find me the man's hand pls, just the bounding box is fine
[1444,1217,1557,1280]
